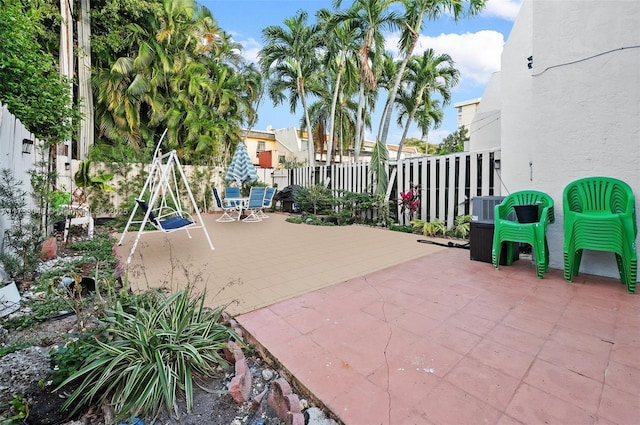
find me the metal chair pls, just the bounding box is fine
[242,187,267,222]
[212,187,240,222]
[258,187,277,219]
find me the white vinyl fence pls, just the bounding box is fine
[287,148,502,228]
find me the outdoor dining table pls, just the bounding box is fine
[225,197,250,221]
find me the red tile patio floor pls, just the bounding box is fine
[236,248,640,425]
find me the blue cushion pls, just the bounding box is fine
[159,216,192,230]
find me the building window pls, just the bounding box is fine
[256,142,266,153]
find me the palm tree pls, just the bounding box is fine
[378,0,486,149]
[333,0,403,162]
[316,9,361,165]
[92,0,255,163]
[259,10,323,167]
[394,48,458,160]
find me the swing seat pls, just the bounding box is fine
[135,199,194,232]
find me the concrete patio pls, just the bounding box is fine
[119,213,640,425]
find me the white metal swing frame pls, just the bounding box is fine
[118,145,214,264]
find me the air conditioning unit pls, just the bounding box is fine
[471,196,506,223]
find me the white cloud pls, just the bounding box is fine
[238,37,262,64]
[387,30,505,88]
[482,0,523,21]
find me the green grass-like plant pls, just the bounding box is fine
[57,288,241,420]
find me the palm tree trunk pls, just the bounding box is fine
[379,32,418,147]
[77,0,93,160]
[353,82,366,162]
[299,80,315,167]
[325,58,344,165]
[396,106,418,161]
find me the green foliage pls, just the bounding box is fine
[389,224,414,233]
[448,214,471,239]
[0,394,29,424]
[436,127,468,155]
[410,218,446,237]
[339,191,392,226]
[0,338,34,358]
[285,216,304,224]
[279,156,306,169]
[294,185,335,215]
[58,288,242,420]
[0,0,79,142]
[403,138,437,155]
[50,331,104,388]
[74,161,115,193]
[67,232,116,265]
[0,169,44,281]
[370,140,389,195]
[50,191,71,210]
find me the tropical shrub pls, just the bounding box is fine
[399,183,421,220]
[294,184,334,215]
[449,214,471,239]
[410,218,446,237]
[57,288,241,421]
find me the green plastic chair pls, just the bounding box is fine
[563,177,637,293]
[492,190,555,278]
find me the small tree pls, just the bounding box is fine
[0,169,44,282]
[436,127,468,155]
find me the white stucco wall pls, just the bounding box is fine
[500,0,640,278]
[469,72,502,152]
[0,104,40,254]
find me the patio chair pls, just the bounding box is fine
[492,190,555,278]
[258,187,277,219]
[563,177,637,293]
[242,187,266,222]
[212,187,240,222]
[225,187,242,208]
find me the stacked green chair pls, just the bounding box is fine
[563,177,637,293]
[492,191,555,278]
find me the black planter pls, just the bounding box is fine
[54,219,66,232]
[514,204,540,223]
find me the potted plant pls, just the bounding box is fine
[51,188,71,231]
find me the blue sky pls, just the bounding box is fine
[199,0,523,145]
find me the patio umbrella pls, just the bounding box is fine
[224,142,258,186]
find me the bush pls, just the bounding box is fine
[294,185,335,215]
[57,288,241,421]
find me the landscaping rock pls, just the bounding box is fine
[266,378,304,425]
[227,342,252,403]
[0,347,50,405]
[40,236,58,260]
[261,368,274,381]
[306,407,340,425]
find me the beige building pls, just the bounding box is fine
[242,127,420,168]
[453,98,481,130]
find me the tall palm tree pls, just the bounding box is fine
[259,10,322,167]
[394,48,458,160]
[396,90,443,155]
[333,0,403,162]
[378,0,485,149]
[317,9,361,165]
